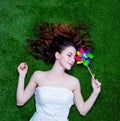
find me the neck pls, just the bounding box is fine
[49,60,65,77]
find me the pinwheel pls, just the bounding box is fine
[75,48,94,76]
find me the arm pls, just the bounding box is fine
[74,74,101,116]
[16,62,37,106]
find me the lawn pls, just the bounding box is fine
[0,0,119,121]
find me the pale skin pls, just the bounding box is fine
[16,46,101,116]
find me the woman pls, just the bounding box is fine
[16,22,101,121]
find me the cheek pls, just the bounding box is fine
[60,56,68,66]
[63,55,69,62]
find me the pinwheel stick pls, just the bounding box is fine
[86,66,93,76]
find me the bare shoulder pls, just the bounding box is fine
[67,74,79,83]
[66,73,81,90]
[31,70,48,85]
[33,70,47,78]
[71,76,80,87]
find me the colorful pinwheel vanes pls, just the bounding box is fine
[75,48,94,66]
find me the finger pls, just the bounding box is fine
[21,65,26,70]
[95,79,101,85]
[23,62,26,65]
[20,64,26,70]
[97,82,101,86]
[95,81,101,88]
[94,80,98,86]
[92,74,95,80]
[20,62,26,67]
[21,62,26,66]
[23,63,26,68]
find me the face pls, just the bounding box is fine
[56,46,76,70]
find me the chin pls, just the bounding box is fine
[65,66,72,70]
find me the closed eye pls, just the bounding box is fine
[67,54,72,57]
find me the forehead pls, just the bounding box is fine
[62,46,76,55]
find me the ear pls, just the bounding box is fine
[55,52,60,59]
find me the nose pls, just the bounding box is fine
[71,57,75,64]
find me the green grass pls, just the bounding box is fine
[0,0,120,121]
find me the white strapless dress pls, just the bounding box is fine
[30,87,74,121]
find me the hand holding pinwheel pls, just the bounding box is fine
[75,48,94,76]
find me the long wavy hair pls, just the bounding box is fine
[25,22,94,64]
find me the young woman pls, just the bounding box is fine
[16,23,101,121]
